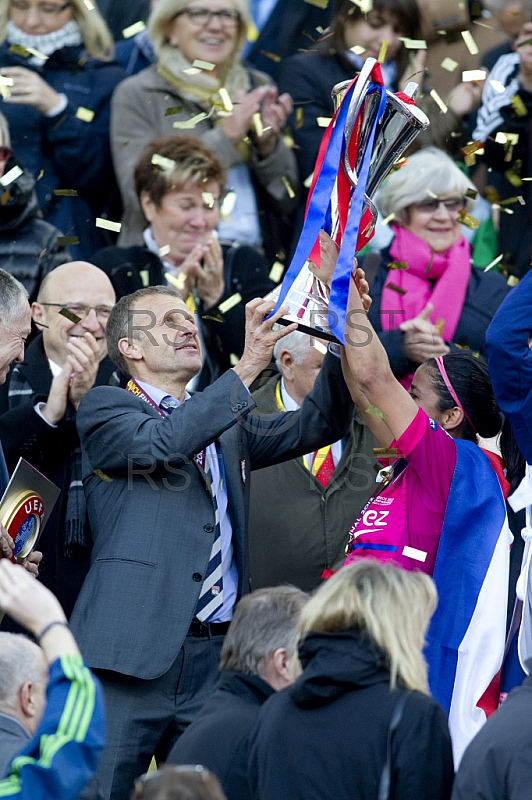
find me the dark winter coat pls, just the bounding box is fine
[168,671,274,800]
[0,42,125,260]
[249,629,454,800]
[0,156,69,300]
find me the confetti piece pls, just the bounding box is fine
[495,132,519,145]
[462,140,484,156]
[441,57,458,72]
[304,172,314,188]
[269,261,284,283]
[465,188,478,199]
[83,0,94,8]
[57,236,79,246]
[258,50,281,62]
[312,339,328,355]
[165,105,183,116]
[517,36,532,47]
[489,80,505,93]
[295,107,304,130]
[426,189,438,198]
[373,448,400,457]
[76,107,94,122]
[0,85,10,99]
[507,275,519,287]
[9,44,30,58]
[435,318,445,335]
[165,271,188,291]
[402,545,427,562]
[282,176,295,199]
[37,170,44,181]
[317,116,332,127]
[139,270,150,287]
[159,244,171,257]
[461,30,479,55]
[483,254,504,272]
[518,195,526,204]
[219,293,242,314]
[93,469,112,482]
[95,218,121,233]
[0,165,23,187]
[511,94,528,117]
[0,76,13,86]
[493,204,515,214]
[59,307,81,324]
[0,190,10,205]
[173,111,209,129]
[430,88,447,113]
[183,67,202,76]
[387,260,408,270]
[377,40,388,63]
[500,196,520,205]
[304,0,329,8]
[151,153,175,172]
[462,68,487,81]
[218,87,233,111]
[229,353,240,366]
[366,406,386,419]
[192,59,216,70]
[53,189,78,196]
[251,112,264,137]
[202,191,215,207]
[26,47,48,60]
[220,190,236,220]
[122,20,146,38]
[350,45,366,55]
[400,37,427,48]
[382,212,395,225]
[386,282,407,295]
[505,167,523,187]
[458,209,480,228]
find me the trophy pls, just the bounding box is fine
[268,58,429,345]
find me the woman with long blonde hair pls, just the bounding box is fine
[249,560,454,800]
[0,0,125,259]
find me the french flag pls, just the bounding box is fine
[425,440,511,767]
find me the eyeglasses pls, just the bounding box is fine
[40,303,113,321]
[0,147,13,161]
[11,1,71,16]
[411,196,465,214]
[173,7,241,28]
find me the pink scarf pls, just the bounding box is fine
[381,225,471,344]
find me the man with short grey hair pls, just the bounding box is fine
[167,586,307,800]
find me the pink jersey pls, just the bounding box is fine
[345,407,457,575]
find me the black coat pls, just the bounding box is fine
[364,249,510,379]
[91,242,274,387]
[167,672,274,800]
[249,630,454,800]
[452,673,532,800]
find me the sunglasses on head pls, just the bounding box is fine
[0,147,13,161]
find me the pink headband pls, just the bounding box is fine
[434,356,477,434]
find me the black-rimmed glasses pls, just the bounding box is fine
[173,7,241,28]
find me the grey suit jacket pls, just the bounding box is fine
[70,356,351,679]
[0,713,30,777]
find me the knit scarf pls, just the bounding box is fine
[381,224,471,344]
[7,19,83,66]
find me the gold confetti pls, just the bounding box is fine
[495,132,519,146]
[93,469,112,482]
[220,190,236,220]
[165,271,188,291]
[295,107,304,130]
[387,260,408,270]
[458,208,480,228]
[490,80,506,93]
[0,190,10,205]
[518,195,526,204]
[83,0,94,8]
[377,41,388,63]
[251,112,264,137]
[57,235,79,246]
[507,275,519,286]
[139,270,150,287]
[316,117,332,127]
[500,196,520,205]
[400,37,427,48]
[183,67,202,76]
[462,140,484,156]
[386,282,407,295]
[366,406,386,419]
[465,188,478,199]
[59,307,81,324]
[95,218,121,233]
[493,204,515,214]
[53,189,78,196]
[269,261,284,283]
[0,76,13,86]
[350,45,366,55]
[304,0,329,7]
[173,111,209,129]
[165,105,183,116]
[430,89,448,113]
[219,293,242,314]
[192,59,216,70]
[258,50,281,62]
[441,57,458,72]
[0,165,23,187]
[159,244,171,257]
[435,319,445,335]
[202,191,215,207]
[517,36,532,47]
[282,176,295,199]
[461,30,479,54]
[218,87,233,112]
[304,173,314,188]
[505,166,523,186]
[229,353,240,366]
[462,69,487,81]
[122,20,146,38]
[426,189,438,198]
[151,153,175,172]
[26,47,48,60]
[76,107,94,123]
[9,44,30,58]
[382,212,395,225]
[511,94,528,117]
[0,85,10,100]
[373,447,400,456]
[484,254,504,272]
[37,170,44,181]
[312,339,328,355]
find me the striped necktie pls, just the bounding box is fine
[160,397,224,621]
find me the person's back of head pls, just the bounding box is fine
[132,765,227,800]
[0,632,47,734]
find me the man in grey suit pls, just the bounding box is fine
[70,285,353,800]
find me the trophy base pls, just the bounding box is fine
[276,314,342,346]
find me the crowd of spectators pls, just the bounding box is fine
[2,0,532,798]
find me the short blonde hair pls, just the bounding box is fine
[149,0,250,60]
[377,146,476,225]
[0,0,114,60]
[299,560,437,694]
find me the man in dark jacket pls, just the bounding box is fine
[167,586,307,800]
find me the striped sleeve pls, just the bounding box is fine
[472,53,520,141]
[0,655,105,800]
